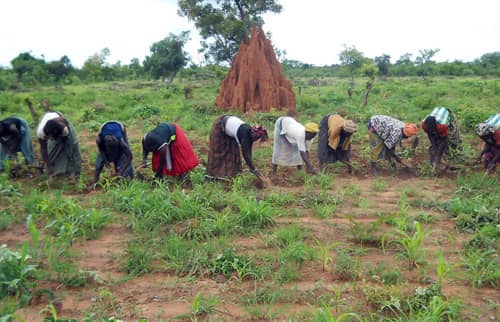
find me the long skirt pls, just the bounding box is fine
[369,131,395,164]
[152,124,198,177]
[272,117,302,166]
[48,120,81,176]
[206,116,242,177]
[317,115,350,164]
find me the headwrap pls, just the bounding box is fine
[343,120,358,133]
[476,122,491,137]
[403,123,418,137]
[251,124,268,141]
[305,122,319,133]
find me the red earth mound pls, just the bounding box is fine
[215,26,296,114]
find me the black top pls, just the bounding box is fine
[236,123,257,172]
[0,118,23,151]
[0,117,22,137]
[143,123,176,152]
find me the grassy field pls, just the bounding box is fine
[0,76,499,321]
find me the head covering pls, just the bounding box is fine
[343,120,358,133]
[305,122,319,133]
[251,124,268,141]
[403,123,418,137]
[476,122,491,137]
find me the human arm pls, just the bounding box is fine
[486,147,500,171]
[300,150,319,175]
[39,138,49,168]
[142,139,149,168]
[155,145,166,179]
[238,127,260,177]
[477,143,488,163]
[117,139,132,177]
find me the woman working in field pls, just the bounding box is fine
[92,121,133,187]
[272,116,320,176]
[0,116,34,172]
[421,107,462,171]
[317,114,357,173]
[368,115,418,176]
[142,122,199,180]
[476,114,500,174]
[37,112,81,178]
[207,115,268,181]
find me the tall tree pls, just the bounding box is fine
[415,48,440,79]
[10,52,46,83]
[177,0,282,64]
[143,32,189,84]
[82,48,111,81]
[374,54,391,79]
[46,55,73,82]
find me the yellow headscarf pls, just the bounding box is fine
[305,122,319,133]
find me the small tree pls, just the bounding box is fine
[143,32,189,84]
[362,63,378,107]
[339,45,364,87]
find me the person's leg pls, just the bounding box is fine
[272,163,278,175]
[369,132,384,176]
[19,121,34,165]
[0,145,9,171]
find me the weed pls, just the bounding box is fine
[211,249,261,281]
[235,198,275,230]
[280,240,315,267]
[122,238,154,276]
[371,179,388,192]
[348,217,384,247]
[334,250,360,281]
[461,249,499,288]
[367,263,404,285]
[465,225,499,251]
[0,245,38,307]
[175,293,219,321]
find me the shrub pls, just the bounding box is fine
[132,104,160,119]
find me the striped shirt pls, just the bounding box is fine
[486,114,500,131]
[429,107,451,126]
[369,115,404,150]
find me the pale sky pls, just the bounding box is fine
[1,0,499,68]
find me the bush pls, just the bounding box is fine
[132,104,160,119]
[459,106,490,132]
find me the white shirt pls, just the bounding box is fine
[280,117,312,152]
[224,116,245,145]
[37,112,61,140]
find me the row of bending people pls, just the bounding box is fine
[0,111,499,183]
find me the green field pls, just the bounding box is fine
[0,75,499,321]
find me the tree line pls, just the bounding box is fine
[1,0,498,90]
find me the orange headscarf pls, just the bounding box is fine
[403,123,418,137]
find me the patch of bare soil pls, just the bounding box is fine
[9,174,498,321]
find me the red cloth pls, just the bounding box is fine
[495,130,500,146]
[152,124,199,176]
[421,121,448,138]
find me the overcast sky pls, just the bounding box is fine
[1,0,499,68]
